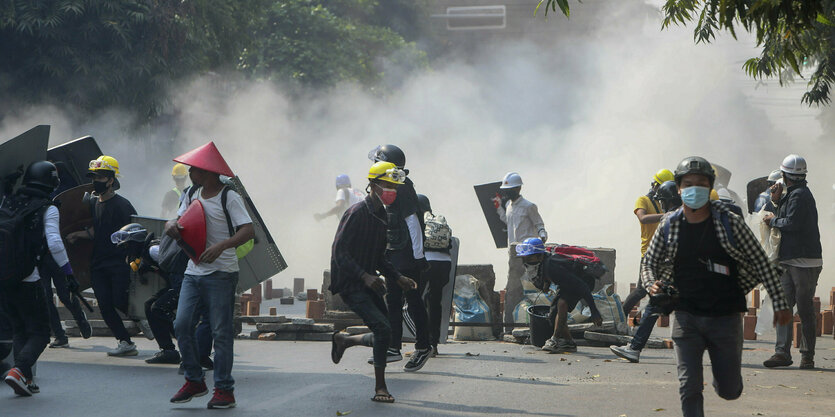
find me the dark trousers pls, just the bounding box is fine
[672,311,743,417]
[0,281,51,379]
[341,289,391,368]
[385,266,429,350]
[423,260,451,346]
[39,257,87,340]
[622,276,647,315]
[146,288,176,351]
[90,263,132,342]
[775,265,822,360]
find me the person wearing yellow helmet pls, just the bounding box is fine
[329,161,417,404]
[161,163,190,218]
[66,155,142,357]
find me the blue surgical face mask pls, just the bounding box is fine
[680,186,710,209]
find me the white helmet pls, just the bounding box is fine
[500,172,523,189]
[717,187,734,203]
[780,154,807,175]
[767,169,782,183]
[335,174,351,188]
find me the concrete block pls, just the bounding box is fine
[300,332,333,342]
[306,289,319,302]
[743,315,757,340]
[306,300,325,320]
[258,332,277,341]
[280,297,294,305]
[292,318,315,325]
[272,288,284,299]
[264,280,273,300]
[322,269,351,312]
[269,307,277,316]
[657,315,669,328]
[294,278,305,297]
[511,327,530,338]
[251,316,289,323]
[346,326,371,335]
[255,322,333,333]
[249,330,261,339]
[251,284,262,303]
[822,310,833,335]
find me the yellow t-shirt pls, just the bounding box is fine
[635,195,661,256]
[710,189,719,201]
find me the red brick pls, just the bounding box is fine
[306,289,318,301]
[751,288,760,308]
[793,322,801,348]
[829,288,835,309]
[657,315,669,328]
[246,301,260,316]
[822,310,833,335]
[743,315,757,340]
[264,280,273,300]
[240,294,252,304]
[306,300,325,320]
[748,307,757,316]
[813,297,821,313]
[269,307,277,316]
[251,284,262,303]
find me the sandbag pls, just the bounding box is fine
[566,285,627,334]
[513,289,553,325]
[452,275,494,341]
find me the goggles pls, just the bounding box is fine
[376,168,406,184]
[515,242,546,257]
[89,160,117,172]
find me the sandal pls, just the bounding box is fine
[331,331,344,364]
[371,393,395,403]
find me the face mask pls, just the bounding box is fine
[380,188,397,205]
[680,186,710,209]
[92,179,109,194]
[503,189,520,201]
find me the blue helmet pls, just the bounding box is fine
[516,237,546,257]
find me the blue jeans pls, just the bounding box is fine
[174,271,238,390]
[629,303,660,351]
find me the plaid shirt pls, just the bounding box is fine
[640,200,789,312]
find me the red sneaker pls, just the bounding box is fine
[207,388,236,409]
[4,367,35,397]
[170,379,208,403]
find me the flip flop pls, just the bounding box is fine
[371,393,395,403]
[331,331,344,364]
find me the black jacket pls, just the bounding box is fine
[773,182,822,261]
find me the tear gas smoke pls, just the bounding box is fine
[1,1,832,300]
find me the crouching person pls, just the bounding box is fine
[329,162,417,403]
[1,161,79,396]
[165,143,253,409]
[641,157,792,417]
[516,238,602,354]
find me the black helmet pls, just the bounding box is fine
[674,156,715,187]
[417,194,431,214]
[368,144,406,168]
[655,181,682,211]
[23,161,60,192]
[111,223,147,247]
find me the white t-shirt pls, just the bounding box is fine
[178,187,252,276]
[24,205,69,282]
[335,187,365,217]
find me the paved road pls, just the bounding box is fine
[2,331,833,416]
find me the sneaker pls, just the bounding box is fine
[4,368,35,397]
[799,357,815,369]
[610,345,641,363]
[28,382,39,394]
[170,379,208,403]
[542,338,559,353]
[404,346,432,372]
[137,320,154,340]
[146,349,181,364]
[107,340,138,357]
[542,337,576,354]
[78,313,93,339]
[431,344,438,357]
[367,348,403,364]
[49,338,69,348]
[207,388,236,409]
[561,339,578,353]
[763,353,793,368]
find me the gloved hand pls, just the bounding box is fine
[66,274,80,294]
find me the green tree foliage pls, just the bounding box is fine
[0,0,426,119]
[239,0,425,87]
[539,0,835,106]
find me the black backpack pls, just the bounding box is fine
[0,193,51,288]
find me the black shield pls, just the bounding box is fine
[0,125,50,194]
[47,136,103,189]
[746,176,769,214]
[474,181,507,249]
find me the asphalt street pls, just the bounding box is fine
[1,330,833,417]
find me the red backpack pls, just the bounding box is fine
[545,244,608,279]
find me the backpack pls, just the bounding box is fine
[423,212,452,249]
[0,194,51,287]
[545,244,608,280]
[659,207,736,248]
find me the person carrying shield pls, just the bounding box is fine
[165,142,253,409]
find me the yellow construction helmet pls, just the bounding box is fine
[88,155,120,176]
[172,163,188,178]
[368,161,405,185]
[653,168,674,185]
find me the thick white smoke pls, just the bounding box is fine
[1,1,832,300]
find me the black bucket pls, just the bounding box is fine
[527,304,552,347]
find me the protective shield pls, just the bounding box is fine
[127,215,168,320]
[224,176,288,294]
[402,237,459,343]
[0,125,49,195]
[474,181,507,248]
[178,200,207,262]
[47,136,103,189]
[56,184,94,290]
[712,163,732,187]
[746,176,769,214]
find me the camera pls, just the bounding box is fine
[649,281,679,314]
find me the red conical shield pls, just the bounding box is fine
[178,200,207,263]
[173,141,234,177]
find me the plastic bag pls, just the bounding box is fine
[452,275,493,341]
[753,207,781,264]
[755,290,773,336]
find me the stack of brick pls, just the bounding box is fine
[306,288,325,320]
[249,317,334,341]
